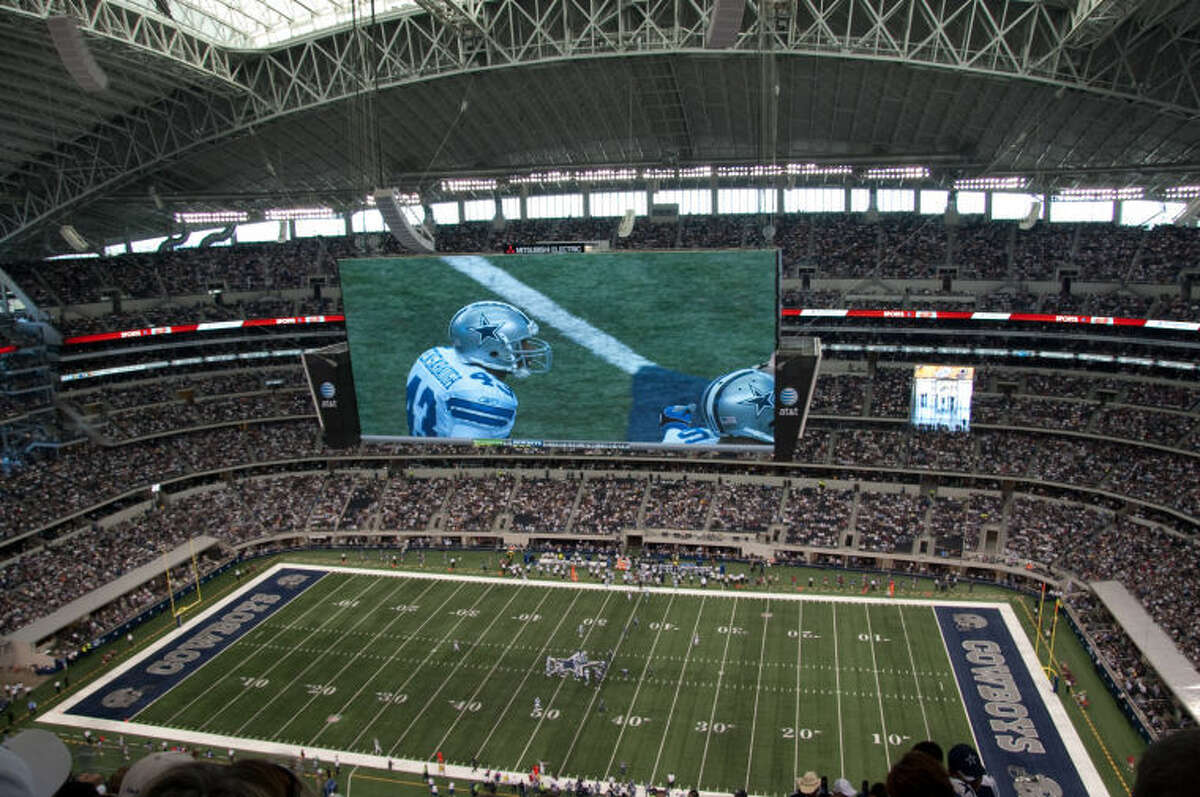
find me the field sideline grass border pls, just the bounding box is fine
[39,563,1107,796]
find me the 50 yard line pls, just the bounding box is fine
[472,590,589,762]
[430,588,557,758]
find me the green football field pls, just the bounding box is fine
[339,252,777,441]
[105,569,976,795]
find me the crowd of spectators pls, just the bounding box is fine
[93,390,309,440]
[643,479,713,530]
[54,295,342,340]
[510,477,579,532]
[1069,591,1187,737]
[780,485,853,548]
[61,367,307,412]
[0,420,324,540]
[4,238,343,306]
[375,475,454,530]
[1006,498,1200,680]
[708,482,781,531]
[4,213,1198,324]
[854,491,923,553]
[571,477,644,535]
[442,475,516,531]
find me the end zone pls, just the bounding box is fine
[937,605,1108,797]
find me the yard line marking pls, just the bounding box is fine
[696,597,738,787]
[306,579,468,748]
[832,602,845,779]
[864,604,892,771]
[473,590,588,761]
[160,572,352,727]
[440,255,657,375]
[649,596,707,786]
[602,594,678,780]
[897,605,932,741]
[231,577,415,736]
[278,579,441,740]
[391,578,528,753]
[344,582,496,752]
[515,590,631,770]
[744,597,769,788]
[793,600,803,785]
[430,588,556,757]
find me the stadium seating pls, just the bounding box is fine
[2,212,1198,747]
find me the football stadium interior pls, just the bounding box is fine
[2,0,1200,795]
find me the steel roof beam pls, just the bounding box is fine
[3,0,1200,250]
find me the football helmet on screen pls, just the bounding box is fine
[448,300,552,378]
[696,368,775,442]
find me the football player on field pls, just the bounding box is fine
[405,300,551,438]
[660,367,775,445]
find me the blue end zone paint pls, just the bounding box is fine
[627,366,709,442]
[935,606,1087,797]
[66,567,326,722]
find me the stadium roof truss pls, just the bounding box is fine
[1,0,1199,255]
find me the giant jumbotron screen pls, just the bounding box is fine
[339,251,778,448]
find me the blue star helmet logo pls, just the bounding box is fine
[470,313,502,343]
[739,384,775,417]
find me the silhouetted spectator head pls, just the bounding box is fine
[138,759,309,797]
[947,743,986,782]
[1133,728,1200,797]
[886,751,954,797]
[911,740,944,764]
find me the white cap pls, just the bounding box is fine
[118,751,193,797]
[831,777,858,796]
[0,730,72,797]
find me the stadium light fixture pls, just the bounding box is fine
[574,168,638,182]
[508,171,572,185]
[717,165,786,177]
[863,166,930,180]
[787,163,853,177]
[264,207,336,220]
[953,176,1028,191]
[173,211,249,224]
[441,178,498,193]
[1165,185,1200,200]
[1053,187,1143,201]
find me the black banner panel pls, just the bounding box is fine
[302,342,361,448]
[774,337,821,462]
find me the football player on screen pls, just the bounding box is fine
[405,300,552,438]
[659,367,775,445]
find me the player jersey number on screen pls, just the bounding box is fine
[405,346,519,439]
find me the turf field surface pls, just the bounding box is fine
[45,564,1106,797]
